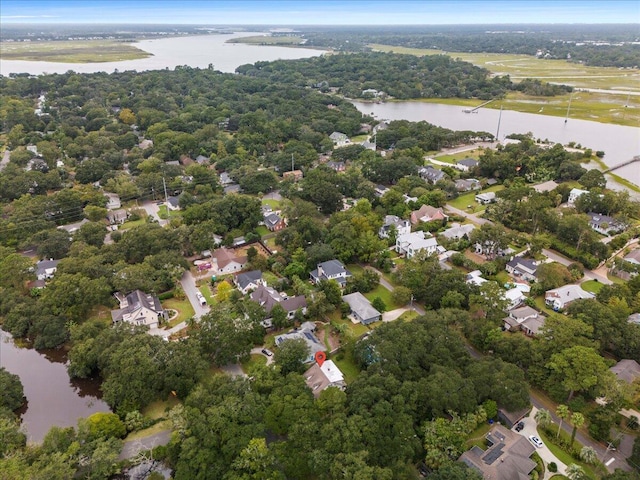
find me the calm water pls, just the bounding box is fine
[0,330,110,443]
[352,101,640,187]
[0,32,322,75]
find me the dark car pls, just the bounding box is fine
[261,348,273,357]
[515,421,525,432]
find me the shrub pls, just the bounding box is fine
[548,462,558,473]
[158,291,174,300]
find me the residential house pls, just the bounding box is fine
[396,231,439,258]
[264,213,286,232]
[107,209,128,225]
[419,166,446,184]
[35,259,59,281]
[410,204,448,225]
[219,172,234,186]
[57,218,90,234]
[167,196,180,211]
[568,188,589,205]
[503,306,544,336]
[545,284,595,311]
[250,284,307,327]
[504,288,526,309]
[195,154,209,164]
[628,313,640,325]
[138,139,153,149]
[610,359,640,384]
[378,215,411,239]
[372,121,389,134]
[326,161,346,172]
[111,290,167,329]
[455,178,481,192]
[374,185,390,198]
[104,193,121,210]
[532,180,559,193]
[440,223,475,241]
[235,270,265,295]
[304,360,346,397]
[212,247,248,275]
[361,140,376,151]
[623,249,640,266]
[329,132,350,148]
[505,258,538,282]
[275,323,326,363]
[455,158,479,172]
[475,192,496,205]
[466,270,488,287]
[459,425,536,480]
[587,212,625,235]
[310,260,352,287]
[342,292,381,325]
[283,170,303,181]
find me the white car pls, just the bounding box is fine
[529,435,544,448]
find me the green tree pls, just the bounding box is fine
[557,404,570,439]
[570,412,585,446]
[566,463,587,480]
[547,346,613,401]
[0,415,27,457]
[428,463,483,480]
[0,368,24,412]
[580,446,598,465]
[81,412,126,440]
[195,305,254,366]
[391,286,412,305]
[534,408,552,428]
[372,296,387,312]
[274,338,310,376]
[228,437,285,480]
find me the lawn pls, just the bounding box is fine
[364,284,397,309]
[256,225,270,237]
[331,350,361,384]
[141,397,181,420]
[158,205,181,219]
[581,280,604,294]
[261,198,281,209]
[465,422,492,448]
[447,185,504,211]
[162,297,195,327]
[119,218,147,230]
[125,419,171,441]
[436,149,484,163]
[262,271,281,286]
[346,263,365,276]
[331,312,371,338]
[534,296,557,316]
[350,134,369,142]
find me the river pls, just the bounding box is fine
[0,330,110,443]
[352,101,640,187]
[0,32,322,75]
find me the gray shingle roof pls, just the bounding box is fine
[236,270,262,290]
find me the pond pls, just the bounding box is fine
[0,330,110,443]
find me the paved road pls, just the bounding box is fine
[251,347,275,365]
[180,270,210,320]
[119,430,171,461]
[0,149,9,171]
[444,204,492,226]
[139,200,168,226]
[221,363,247,378]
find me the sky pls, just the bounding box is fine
[1,0,639,25]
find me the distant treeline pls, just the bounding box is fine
[298,24,640,68]
[237,52,571,100]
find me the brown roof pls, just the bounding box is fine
[410,204,447,224]
[213,247,247,270]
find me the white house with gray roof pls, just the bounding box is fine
[441,223,475,241]
[235,270,265,295]
[111,290,167,329]
[396,231,439,258]
[275,323,326,363]
[545,284,595,311]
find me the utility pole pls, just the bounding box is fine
[162,177,169,207]
[495,106,503,144]
[291,153,294,172]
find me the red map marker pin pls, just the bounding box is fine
[315,351,326,367]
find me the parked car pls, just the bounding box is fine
[196,292,207,306]
[515,421,525,432]
[261,348,273,357]
[529,435,544,448]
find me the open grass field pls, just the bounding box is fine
[261,198,281,209]
[581,280,604,294]
[0,40,151,63]
[227,35,305,46]
[369,44,640,127]
[446,184,504,211]
[436,148,485,163]
[241,354,267,374]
